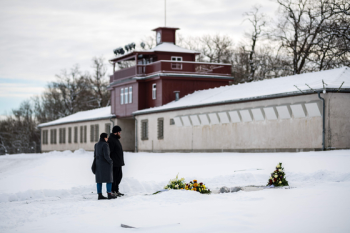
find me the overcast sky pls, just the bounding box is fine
[0,0,278,116]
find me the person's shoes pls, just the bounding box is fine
[98,193,107,200]
[117,192,124,196]
[111,191,118,197]
[108,193,117,199]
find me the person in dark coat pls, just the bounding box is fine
[94,133,116,200]
[109,125,125,197]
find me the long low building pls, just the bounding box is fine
[38,107,135,152]
[38,67,350,153]
[133,67,350,152]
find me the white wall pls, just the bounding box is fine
[135,93,344,152]
[40,118,135,152]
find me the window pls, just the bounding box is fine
[90,124,99,142]
[105,123,111,134]
[68,127,72,143]
[124,87,128,104]
[157,118,164,139]
[129,86,133,103]
[94,124,99,141]
[171,56,183,69]
[141,120,148,140]
[84,126,87,143]
[170,119,175,125]
[50,129,57,144]
[59,128,66,144]
[120,88,124,104]
[80,126,84,143]
[42,130,48,145]
[90,125,95,142]
[74,127,78,143]
[152,84,156,100]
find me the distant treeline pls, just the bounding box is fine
[0,0,349,154]
[0,57,110,154]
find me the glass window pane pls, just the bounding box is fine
[124,87,128,104]
[129,86,132,103]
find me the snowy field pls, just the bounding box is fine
[1,150,350,233]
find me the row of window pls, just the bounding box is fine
[120,84,158,106]
[141,118,165,140]
[42,124,111,145]
[121,87,133,104]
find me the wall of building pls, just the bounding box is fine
[41,118,135,152]
[135,93,350,152]
[327,93,350,149]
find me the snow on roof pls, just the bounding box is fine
[149,42,199,54]
[134,67,350,115]
[38,106,114,128]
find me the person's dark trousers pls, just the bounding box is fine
[112,166,123,193]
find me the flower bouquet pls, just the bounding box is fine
[163,174,186,190]
[185,180,211,194]
[267,162,289,187]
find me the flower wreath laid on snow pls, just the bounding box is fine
[267,163,289,187]
[158,174,211,194]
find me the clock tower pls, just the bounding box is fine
[152,27,179,45]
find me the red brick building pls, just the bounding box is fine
[108,27,233,118]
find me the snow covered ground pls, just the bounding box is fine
[1,149,350,233]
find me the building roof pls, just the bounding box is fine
[38,107,114,128]
[134,67,350,115]
[110,42,199,62]
[149,42,199,54]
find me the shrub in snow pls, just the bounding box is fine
[267,163,289,187]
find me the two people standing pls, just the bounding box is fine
[93,125,125,200]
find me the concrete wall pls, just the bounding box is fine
[135,93,350,152]
[41,118,135,152]
[326,93,350,149]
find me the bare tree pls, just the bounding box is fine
[87,57,111,107]
[195,34,234,63]
[271,0,350,74]
[243,5,267,81]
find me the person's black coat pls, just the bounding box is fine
[108,133,125,167]
[94,138,113,183]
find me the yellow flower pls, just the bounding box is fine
[193,188,196,191]
[193,183,198,187]
[203,185,206,189]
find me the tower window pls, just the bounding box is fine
[120,88,124,104]
[129,86,133,103]
[171,56,183,69]
[152,84,156,100]
[124,87,128,104]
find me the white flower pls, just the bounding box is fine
[276,164,281,168]
[180,178,185,181]
[164,186,168,189]
[279,181,282,184]
[167,187,171,190]
[175,184,179,189]
[274,175,278,178]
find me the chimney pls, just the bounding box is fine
[174,91,180,101]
